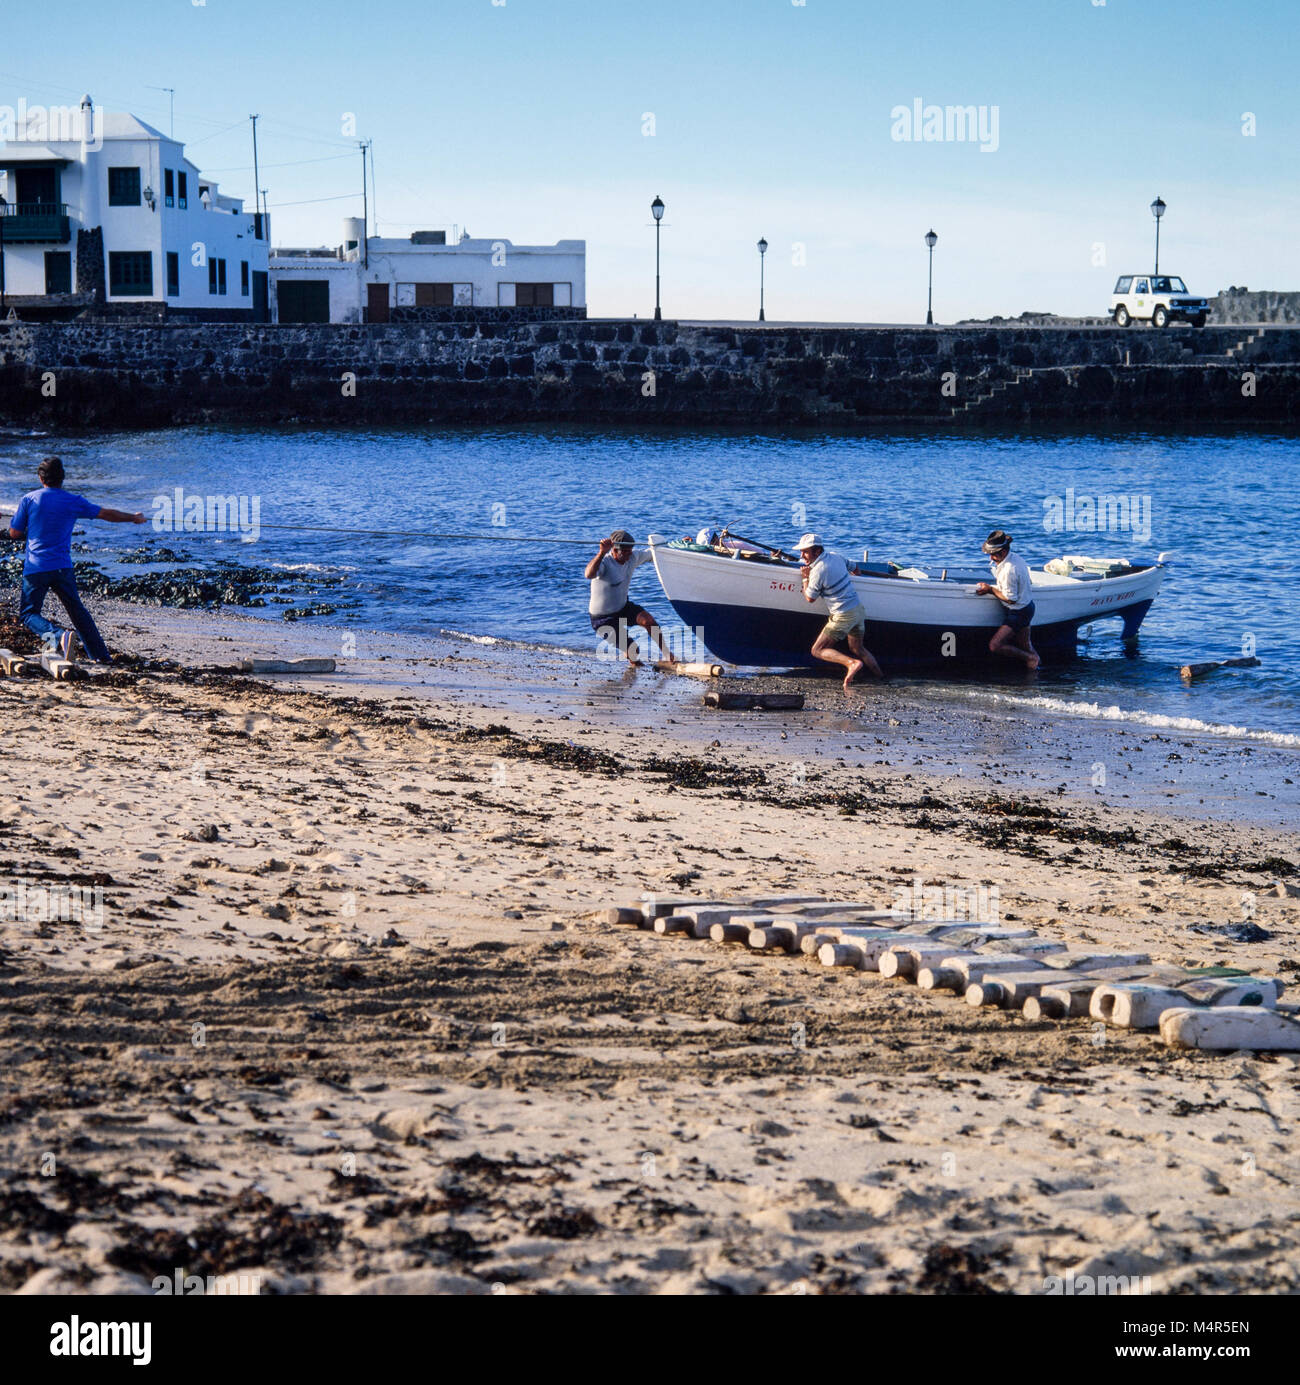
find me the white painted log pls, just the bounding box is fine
[762,901,887,919]
[747,895,827,908]
[604,906,645,925]
[799,931,839,956]
[0,648,36,676]
[917,953,1048,992]
[38,652,78,681]
[747,920,822,952]
[669,906,748,939]
[818,942,866,969]
[653,660,725,678]
[851,932,954,972]
[1027,966,1227,1021]
[966,970,1083,1009]
[708,922,752,944]
[1160,1006,1300,1051]
[1091,977,1281,1029]
[653,914,696,936]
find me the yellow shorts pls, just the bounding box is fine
[821,605,866,640]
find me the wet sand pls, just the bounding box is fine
[1,599,1298,1295]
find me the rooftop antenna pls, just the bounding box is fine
[147,86,175,138]
[359,140,370,267]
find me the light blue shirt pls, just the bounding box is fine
[805,550,859,615]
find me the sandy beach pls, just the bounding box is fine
[2,598,1298,1296]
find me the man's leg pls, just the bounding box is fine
[633,608,676,664]
[989,622,1036,668]
[1014,625,1040,671]
[846,628,884,680]
[47,569,112,662]
[812,626,861,688]
[19,571,63,647]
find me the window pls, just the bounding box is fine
[208,257,227,295]
[44,251,72,295]
[167,252,180,297]
[108,251,153,296]
[1134,278,1149,294]
[513,283,554,307]
[177,171,187,209]
[164,169,174,208]
[241,260,249,296]
[1114,276,1132,294]
[415,283,455,307]
[108,167,141,206]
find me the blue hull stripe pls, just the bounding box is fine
[667,598,1154,668]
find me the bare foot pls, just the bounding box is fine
[1026,653,1041,671]
[843,659,864,689]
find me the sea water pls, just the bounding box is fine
[2,423,1297,745]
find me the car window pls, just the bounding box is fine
[1114,276,1133,293]
[1134,278,1149,293]
[1169,277,1187,293]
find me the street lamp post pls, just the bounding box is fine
[1150,196,1166,275]
[0,195,6,314]
[757,236,767,321]
[651,195,664,320]
[924,228,938,325]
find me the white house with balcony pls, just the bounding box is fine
[270,219,585,322]
[0,95,268,319]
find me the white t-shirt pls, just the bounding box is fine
[989,552,1033,609]
[805,551,860,616]
[589,548,654,616]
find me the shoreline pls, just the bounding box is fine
[1,594,1297,1295]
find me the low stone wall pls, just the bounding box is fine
[1209,290,1300,326]
[1,319,1297,429]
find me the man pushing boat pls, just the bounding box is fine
[586,529,676,666]
[975,528,1040,671]
[798,533,883,688]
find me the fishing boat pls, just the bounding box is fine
[647,532,1169,669]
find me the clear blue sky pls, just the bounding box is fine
[2,0,1294,321]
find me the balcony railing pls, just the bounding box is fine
[0,202,72,243]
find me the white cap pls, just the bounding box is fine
[797,533,822,550]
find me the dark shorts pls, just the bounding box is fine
[1001,601,1035,631]
[590,601,649,635]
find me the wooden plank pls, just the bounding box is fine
[879,935,1060,982]
[1040,950,1152,972]
[1091,977,1282,1029]
[238,657,337,674]
[747,895,826,908]
[704,691,805,711]
[1160,1006,1300,1051]
[1026,966,1246,1021]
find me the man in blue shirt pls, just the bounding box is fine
[7,456,145,663]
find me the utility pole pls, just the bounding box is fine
[148,87,175,138]
[360,141,370,268]
[249,114,261,238]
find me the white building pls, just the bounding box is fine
[0,96,268,319]
[271,220,585,323]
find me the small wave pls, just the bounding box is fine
[944,687,1300,749]
[267,561,357,574]
[439,627,589,657]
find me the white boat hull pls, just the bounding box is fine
[648,541,1166,669]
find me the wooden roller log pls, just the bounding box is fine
[704,691,805,711]
[818,942,867,969]
[1090,976,1281,1030]
[652,914,696,936]
[917,952,1050,993]
[654,660,725,678]
[800,931,840,956]
[748,920,821,952]
[666,906,749,939]
[882,936,1061,982]
[239,657,337,674]
[0,648,38,677]
[966,970,1076,1009]
[1179,656,1260,682]
[708,922,752,944]
[1160,1006,1300,1051]
[1040,950,1151,972]
[38,651,79,681]
[1026,965,1240,1022]
[604,906,645,925]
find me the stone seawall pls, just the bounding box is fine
[1,320,1297,430]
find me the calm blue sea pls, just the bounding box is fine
[3,424,1297,746]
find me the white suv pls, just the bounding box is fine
[1110,275,1208,328]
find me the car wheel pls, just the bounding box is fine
[1115,305,1130,327]
[1153,306,1169,328]
[1192,314,1207,328]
